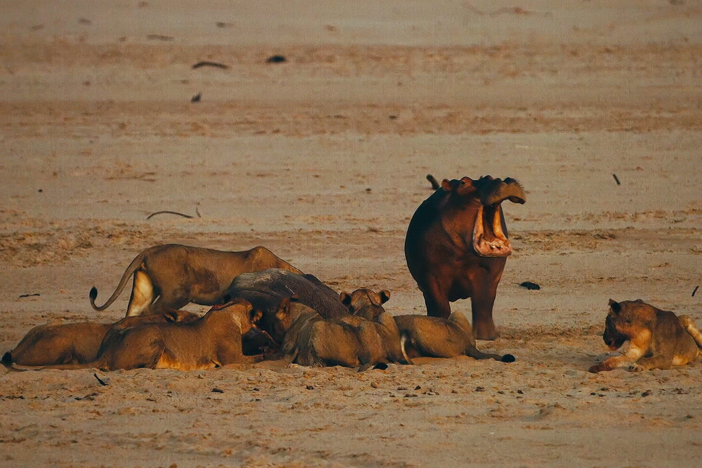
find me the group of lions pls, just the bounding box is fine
[3,175,702,374]
[2,246,512,372]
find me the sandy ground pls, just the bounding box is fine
[1,0,702,466]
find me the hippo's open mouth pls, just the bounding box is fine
[472,204,512,258]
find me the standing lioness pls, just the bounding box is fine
[90,244,301,316]
[589,299,702,373]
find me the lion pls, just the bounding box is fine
[89,244,302,316]
[2,322,110,368]
[589,299,702,373]
[2,309,200,368]
[274,297,406,369]
[394,312,515,363]
[36,298,263,371]
[341,288,391,320]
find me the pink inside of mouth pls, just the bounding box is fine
[472,204,512,258]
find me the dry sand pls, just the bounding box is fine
[1,1,702,466]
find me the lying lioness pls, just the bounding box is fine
[589,299,702,373]
[394,312,515,363]
[276,298,405,368]
[2,322,110,367]
[2,309,200,368]
[38,298,263,371]
[90,244,302,316]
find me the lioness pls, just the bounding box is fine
[90,244,302,316]
[2,309,200,368]
[276,298,405,368]
[2,322,110,367]
[341,288,391,320]
[394,312,515,364]
[589,299,702,373]
[40,298,263,371]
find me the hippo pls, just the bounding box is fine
[404,175,526,340]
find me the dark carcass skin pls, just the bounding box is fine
[223,268,349,345]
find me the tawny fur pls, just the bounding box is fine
[276,299,405,368]
[2,309,200,368]
[394,311,515,363]
[34,299,263,372]
[589,299,702,373]
[90,244,301,316]
[341,288,391,320]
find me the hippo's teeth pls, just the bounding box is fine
[492,207,507,240]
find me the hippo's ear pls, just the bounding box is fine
[441,179,454,191]
[340,292,352,306]
[379,290,391,304]
[608,299,621,314]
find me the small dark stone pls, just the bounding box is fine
[306,385,314,390]
[475,386,485,392]
[211,388,224,393]
[519,281,541,290]
[501,354,516,363]
[641,390,653,397]
[38,189,43,193]
[266,55,287,63]
[191,93,201,103]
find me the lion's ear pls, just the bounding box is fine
[275,297,291,321]
[250,308,263,324]
[163,310,179,322]
[340,292,352,306]
[379,290,391,304]
[608,299,621,314]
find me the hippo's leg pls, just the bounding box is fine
[422,278,451,319]
[470,260,506,340]
[470,280,499,341]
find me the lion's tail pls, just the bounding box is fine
[1,357,101,372]
[90,249,150,312]
[399,333,414,365]
[465,346,515,363]
[679,315,702,350]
